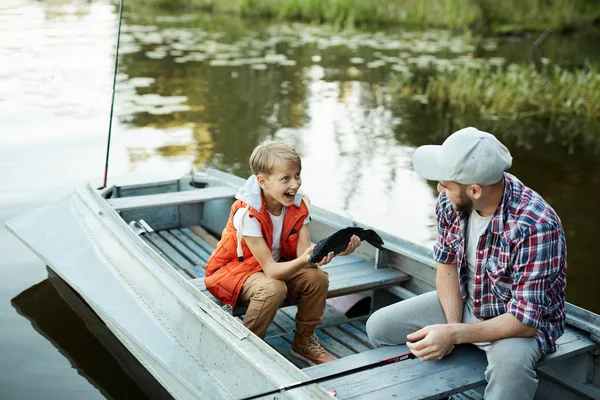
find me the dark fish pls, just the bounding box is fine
[308,227,385,265]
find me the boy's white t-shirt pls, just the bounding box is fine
[233,207,310,261]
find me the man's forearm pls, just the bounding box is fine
[453,312,537,344]
[436,262,463,324]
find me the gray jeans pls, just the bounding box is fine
[366,291,542,400]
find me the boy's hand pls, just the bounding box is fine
[337,235,361,256]
[301,245,334,267]
[314,251,334,266]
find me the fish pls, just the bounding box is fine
[308,226,385,265]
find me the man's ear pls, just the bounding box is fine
[469,184,483,200]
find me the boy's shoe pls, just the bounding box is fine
[290,333,335,365]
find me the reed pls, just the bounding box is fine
[390,62,600,136]
[125,0,600,31]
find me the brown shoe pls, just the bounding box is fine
[291,333,335,365]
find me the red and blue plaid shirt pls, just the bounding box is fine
[434,173,567,355]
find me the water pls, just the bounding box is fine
[1,0,599,398]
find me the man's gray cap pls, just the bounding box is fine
[412,127,512,185]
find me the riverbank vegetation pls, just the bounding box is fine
[127,0,600,32]
[390,62,600,144]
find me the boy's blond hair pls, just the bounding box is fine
[249,141,302,176]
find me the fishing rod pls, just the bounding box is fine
[239,350,416,400]
[100,0,124,189]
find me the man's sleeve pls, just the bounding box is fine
[507,223,566,328]
[433,194,457,264]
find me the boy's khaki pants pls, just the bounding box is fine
[238,267,329,339]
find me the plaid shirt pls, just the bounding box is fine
[434,173,567,355]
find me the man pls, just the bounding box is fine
[366,127,567,399]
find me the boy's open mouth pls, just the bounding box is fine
[284,192,295,199]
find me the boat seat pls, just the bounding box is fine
[107,186,237,211]
[303,326,597,399]
[140,225,409,317]
[190,255,410,316]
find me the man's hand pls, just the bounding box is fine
[337,235,361,256]
[406,324,457,361]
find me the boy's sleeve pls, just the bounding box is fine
[233,209,263,237]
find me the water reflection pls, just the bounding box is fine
[11,271,171,400]
[3,3,600,400]
[110,8,600,312]
[3,0,599,317]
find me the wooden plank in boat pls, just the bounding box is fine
[265,322,285,339]
[538,327,597,366]
[328,267,409,297]
[306,344,486,399]
[143,232,204,278]
[339,322,374,349]
[322,326,372,353]
[305,327,595,399]
[274,307,299,334]
[228,313,286,339]
[328,261,404,283]
[140,236,192,278]
[304,344,412,379]
[265,336,307,369]
[451,390,484,400]
[320,255,365,270]
[189,225,220,249]
[281,303,350,328]
[169,229,212,263]
[108,186,237,211]
[322,304,353,326]
[157,230,204,267]
[351,321,368,333]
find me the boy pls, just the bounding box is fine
[205,141,360,365]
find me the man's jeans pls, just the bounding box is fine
[366,291,542,400]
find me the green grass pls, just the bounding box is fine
[390,62,600,138]
[125,0,600,31]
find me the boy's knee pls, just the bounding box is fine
[314,268,329,288]
[258,279,288,302]
[304,267,329,290]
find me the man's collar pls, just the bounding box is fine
[488,173,512,234]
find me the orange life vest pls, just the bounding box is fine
[204,197,309,309]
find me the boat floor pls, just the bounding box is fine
[140,226,375,368]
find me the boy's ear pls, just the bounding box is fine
[256,174,267,189]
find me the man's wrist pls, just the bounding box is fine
[449,323,466,344]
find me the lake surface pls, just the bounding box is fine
[1,0,599,398]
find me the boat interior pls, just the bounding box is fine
[98,171,600,399]
[102,175,398,365]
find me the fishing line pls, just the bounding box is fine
[100,0,124,189]
[239,351,416,400]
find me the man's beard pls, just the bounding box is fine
[452,187,473,213]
